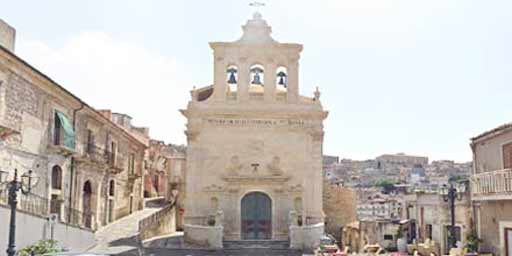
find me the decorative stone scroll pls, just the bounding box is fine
[267,156,284,176]
[225,155,243,176]
[203,184,225,192]
[288,184,303,193]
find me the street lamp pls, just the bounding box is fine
[0,168,40,256]
[439,181,466,250]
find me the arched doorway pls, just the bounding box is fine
[107,180,115,223]
[82,180,93,228]
[241,192,271,240]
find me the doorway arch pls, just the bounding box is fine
[82,180,93,228]
[241,192,272,240]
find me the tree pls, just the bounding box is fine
[375,179,395,194]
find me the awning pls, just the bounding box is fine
[56,111,76,149]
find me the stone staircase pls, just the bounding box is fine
[223,240,290,249]
[138,239,305,256]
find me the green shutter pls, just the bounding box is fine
[56,111,76,149]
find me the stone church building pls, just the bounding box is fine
[181,11,328,249]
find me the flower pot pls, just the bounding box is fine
[397,238,407,252]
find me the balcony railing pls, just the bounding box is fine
[471,169,512,200]
[0,190,96,231]
[85,144,108,164]
[106,151,124,173]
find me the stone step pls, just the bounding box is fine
[223,240,290,249]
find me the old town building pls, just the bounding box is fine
[181,11,328,249]
[0,21,146,231]
[471,123,512,256]
[143,139,186,229]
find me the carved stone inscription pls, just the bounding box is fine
[204,118,312,128]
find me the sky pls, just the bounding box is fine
[1,0,511,162]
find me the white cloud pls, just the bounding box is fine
[17,31,192,145]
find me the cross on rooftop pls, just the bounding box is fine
[249,1,266,13]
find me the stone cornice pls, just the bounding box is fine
[181,107,328,121]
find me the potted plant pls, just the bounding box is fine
[207,215,216,226]
[18,240,62,256]
[297,215,303,226]
[396,227,407,252]
[465,232,482,254]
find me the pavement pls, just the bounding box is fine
[86,204,164,255]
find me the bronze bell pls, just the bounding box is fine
[252,73,262,85]
[277,71,287,87]
[251,67,264,85]
[227,68,237,84]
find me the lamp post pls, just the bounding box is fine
[439,181,466,250]
[0,168,39,256]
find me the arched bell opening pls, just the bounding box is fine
[249,64,265,94]
[275,66,288,101]
[226,65,238,100]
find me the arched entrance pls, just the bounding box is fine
[82,180,93,228]
[241,192,271,240]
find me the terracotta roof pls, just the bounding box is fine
[471,122,512,142]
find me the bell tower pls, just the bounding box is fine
[208,11,303,104]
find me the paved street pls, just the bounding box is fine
[87,204,164,255]
[141,248,306,256]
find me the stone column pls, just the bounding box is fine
[287,59,299,104]
[213,55,227,102]
[264,62,276,103]
[238,58,250,103]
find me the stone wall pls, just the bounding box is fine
[0,205,95,252]
[0,19,15,52]
[289,223,324,250]
[139,203,176,241]
[477,200,512,255]
[323,180,357,240]
[184,224,223,248]
[473,127,512,172]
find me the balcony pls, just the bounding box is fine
[471,169,512,201]
[106,151,124,174]
[76,144,108,166]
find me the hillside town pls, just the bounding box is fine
[1,4,511,256]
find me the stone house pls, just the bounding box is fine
[0,21,147,230]
[143,140,186,229]
[471,123,512,256]
[407,191,472,255]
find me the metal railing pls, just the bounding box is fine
[471,168,512,196]
[0,190,97,231]
[106,151,125,173]
[85,143,108,164]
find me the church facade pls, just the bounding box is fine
[181,12,328,247]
